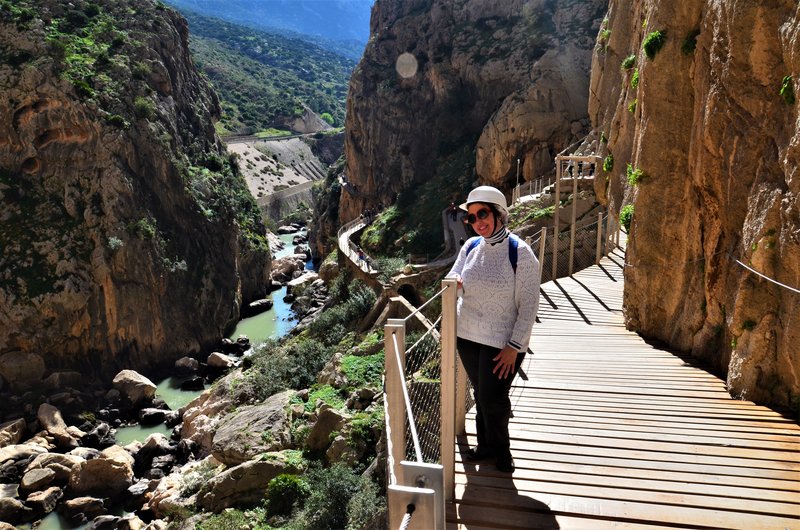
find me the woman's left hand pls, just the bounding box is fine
[492,346,518,379]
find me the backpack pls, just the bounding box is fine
[465,234,519,273]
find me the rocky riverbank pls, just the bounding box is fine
[0,225,334,528]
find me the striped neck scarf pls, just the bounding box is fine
[485,224,509,245]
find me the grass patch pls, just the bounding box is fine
[643,30,666,60]
[255,128,292,138]
[626,163,645,185]
[619,204,634,232]
[340,353,384,389]
[621,54,636,70]
[603,154,614,173]
[781,75,795,105]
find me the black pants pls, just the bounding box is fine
[457,337,525,459]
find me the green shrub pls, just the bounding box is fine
[621,54,636,70]
[128,217,156,239]
[630,68,640,89]
[73,79,95,98]
[132,61,151,80]
[600,131,608,144]
[643,30,666,59]
[628,99,637,113]
[603,154,614,173]
[619,204,634,232]
[106,114,128,128]
[320,112,334,125]
[307,280,376,345]
[266,474,310,517]
[345,475,387,530]
[134,96,155,120]
[294,464,362,529]
[626,164,645,185]
[682,29,700,55]
[781,75,795,105]
[374,256,405,283]
[243,337,330,401]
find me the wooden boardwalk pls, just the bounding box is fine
[447,245,800,529]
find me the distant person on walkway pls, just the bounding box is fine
[449,202,458,221]
[446,185,540,474]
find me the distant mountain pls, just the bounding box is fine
[182,11,355,135]
[164,0,373,60]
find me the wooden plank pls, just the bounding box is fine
[455,452,800,493]
[453,483,800,530]
[501,429,800,464]
[504,416,800,446]
[455,464,800,504]
[446,502,689,530]
[457,439,800,480]
[507,402,795,423]
[502,407,800,436]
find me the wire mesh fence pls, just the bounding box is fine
[526,212,615,284]
[403,325,442,463]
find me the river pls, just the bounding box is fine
[29,231,308,530]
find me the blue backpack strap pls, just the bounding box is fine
[508,234,519,273]
[465,237,482,257]
[465,236,518,272]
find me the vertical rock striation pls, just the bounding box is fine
[0,0,270,385]
[590,0,799,408]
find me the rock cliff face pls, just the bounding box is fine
[590,0,800,408]
[0,0,270,383]
[338,0,606,225]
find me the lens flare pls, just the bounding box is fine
[395,52,418,78]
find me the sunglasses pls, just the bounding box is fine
[464,208,491,225]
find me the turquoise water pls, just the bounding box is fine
[114,241,303,445]
[19,232,310,530]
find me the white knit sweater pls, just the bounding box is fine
[447,235,540,352]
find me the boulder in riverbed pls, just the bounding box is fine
[0,419,26,448]
[112,370,157,407]
[37,404,81,449]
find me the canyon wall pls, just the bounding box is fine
[338,0,607,226]
[590,0,799,408]
[0,0,270,385]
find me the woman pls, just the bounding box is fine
[447,185,540,473]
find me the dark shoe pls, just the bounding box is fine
[495,455,515,473]
[464,446,493,462]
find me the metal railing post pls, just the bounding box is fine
[568,167,578,276]
[596,211,604,264]
[605,211,614,256]
[552,157,561,280]
[538,227,547,284]
[440,278,459,502]
[385,319,407,486]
